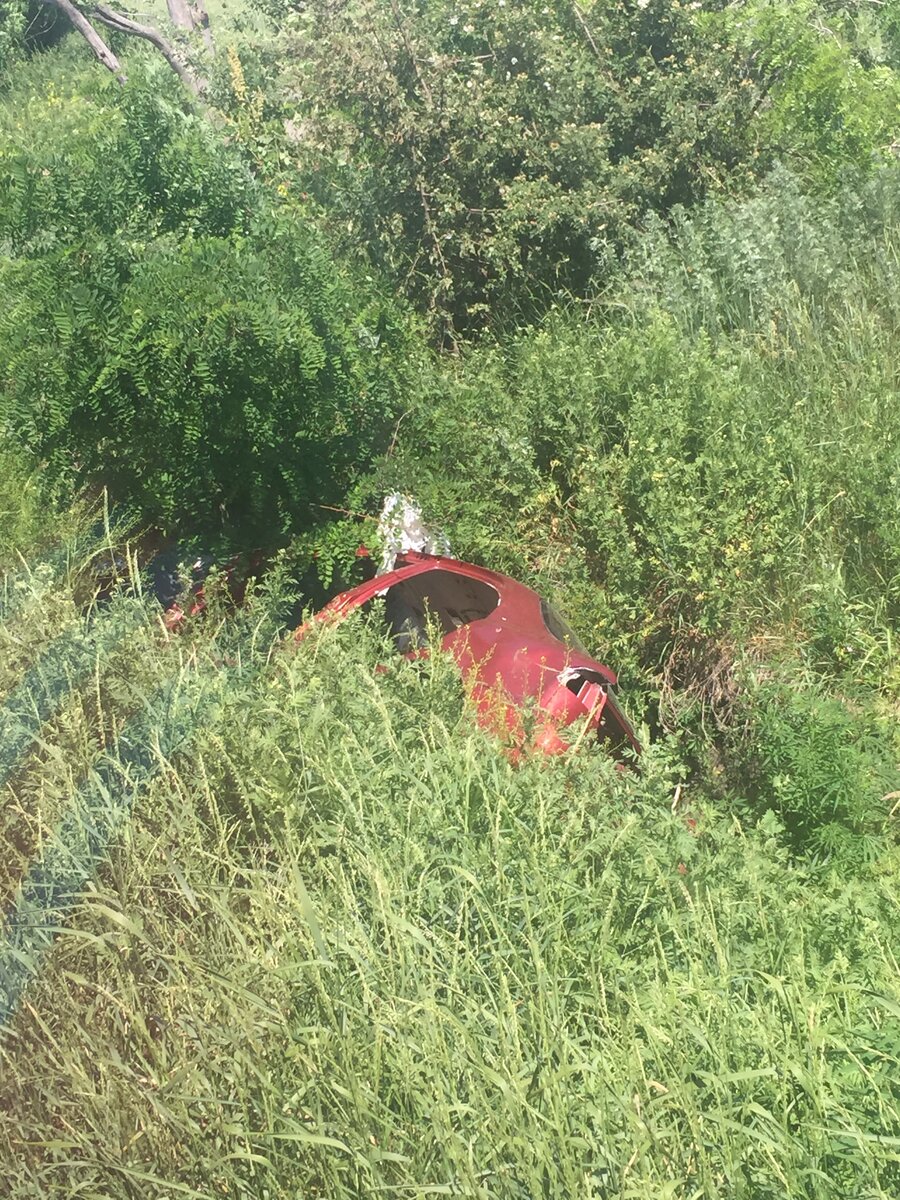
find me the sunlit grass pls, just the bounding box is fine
[0,586,898,1197]
[0,141,899,1200]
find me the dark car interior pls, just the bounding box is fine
[381,569,500,652]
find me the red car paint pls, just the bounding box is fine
[160,551,266,632]
[299,551,640,759]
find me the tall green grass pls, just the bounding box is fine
[0,585,897,1196]
[1,97,899,1200]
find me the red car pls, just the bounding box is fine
[300,551,640,759]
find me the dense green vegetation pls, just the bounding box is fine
[1,580,898,1197]
[1,2,899,1196]
[0,55,414,533]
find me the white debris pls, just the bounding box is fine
[377,493,451,574]
[557,667,582,687]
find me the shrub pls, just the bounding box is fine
[730,676,898,868]
[737,0,900,191]
[269,0,772,338]
[1,212,411,534]
[0,1,26,77]
[254,0,900,338]
[0,59,415,537]
[0,60,255,254]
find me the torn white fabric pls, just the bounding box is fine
[377,493,451,574]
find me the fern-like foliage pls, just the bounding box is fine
[0,59,413,539]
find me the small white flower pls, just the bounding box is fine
[511,56,518,65]
[449,14,459,24]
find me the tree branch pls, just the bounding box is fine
[47,0,125,82]
[89,3,207,96]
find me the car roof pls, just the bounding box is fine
[323,552,618,686]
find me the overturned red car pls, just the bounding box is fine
[301,551,640,759]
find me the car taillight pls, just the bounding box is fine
[572,675,607,721]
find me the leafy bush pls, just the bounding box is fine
[254,0,900,338]
[0,62,255,253]
[1,213,411,533]
[620,165,900,335]
[0,59,415,537]
[730,676,898,867]
[0,1,26,77]
[270,0,774,338]
[736,0,900,191]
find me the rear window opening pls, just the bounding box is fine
[381,569,500,653]
[540,599,588,655]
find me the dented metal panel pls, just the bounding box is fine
[300,551,640,759]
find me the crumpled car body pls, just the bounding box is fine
[301,551,640,758]
[149,547,265,631]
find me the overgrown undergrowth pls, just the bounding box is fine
[0,562,898,1198]
[2,17,900,1198]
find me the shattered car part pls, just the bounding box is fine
[300,551,640,759]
